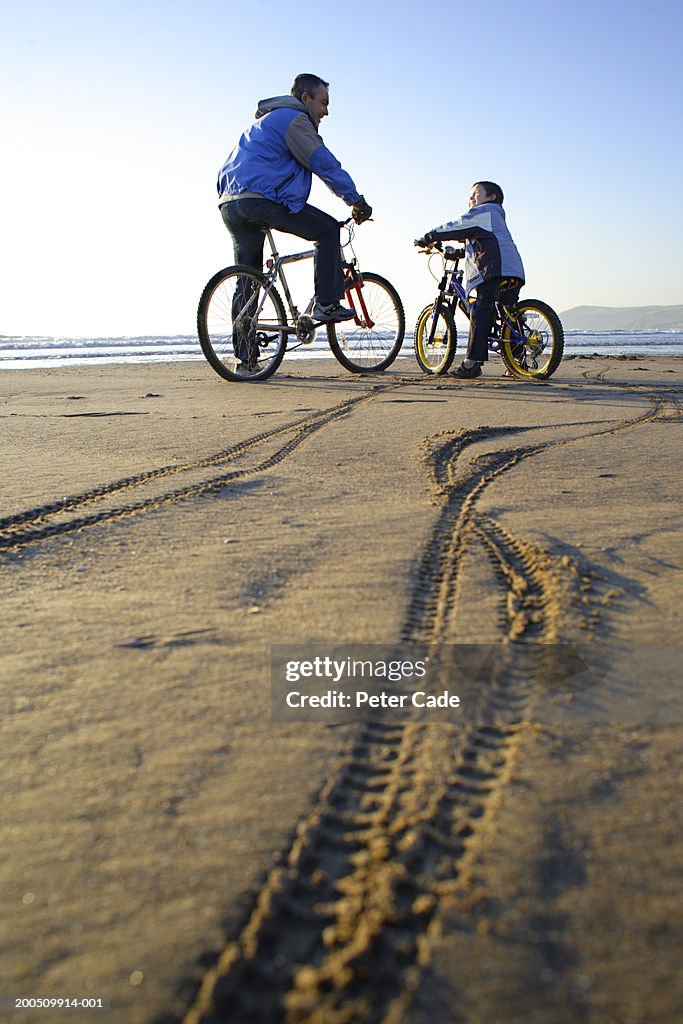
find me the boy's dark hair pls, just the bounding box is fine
[291,74,329,100]
[474,181,504,204]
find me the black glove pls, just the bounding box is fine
[352,196,372,224]
[414,233,434,248]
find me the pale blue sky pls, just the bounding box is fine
[1,0,681,335]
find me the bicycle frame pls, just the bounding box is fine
[252,228,376,340]
[426,249,523,353]
[262,230,315,328]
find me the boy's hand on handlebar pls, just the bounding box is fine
[414,233,434,248]
[351,196,373,224]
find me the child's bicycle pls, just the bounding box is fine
[414,242,564,379]
[197,220,405,382]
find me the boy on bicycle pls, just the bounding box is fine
[415,182,524,378]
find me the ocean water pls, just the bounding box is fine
[1,330,682,370]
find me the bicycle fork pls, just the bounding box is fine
[344,274,374,329]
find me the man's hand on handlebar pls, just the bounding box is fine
[352,196,373,224]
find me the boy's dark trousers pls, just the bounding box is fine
[466,278,521,362]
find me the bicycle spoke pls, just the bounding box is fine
[414,304,457,374]
[197,267,288,382]
[328,274,405,372]
[500,300,564,379]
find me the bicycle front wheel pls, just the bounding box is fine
[327,272,405,372]
[414,303,457,374]
[197,265,288,382]
[500,299,564,380]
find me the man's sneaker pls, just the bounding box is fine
[235,361,259,377]
[313,301,356,323]
[451,361,483,379]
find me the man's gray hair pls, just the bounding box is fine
[291,74,329,100]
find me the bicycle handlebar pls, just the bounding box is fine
[416,240,465,260]
[339,215,374,228]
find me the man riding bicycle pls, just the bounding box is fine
[217,73,372,371]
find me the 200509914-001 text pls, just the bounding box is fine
[1,997,110,1011]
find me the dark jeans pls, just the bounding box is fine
[467,277,521,362]
[220,197,344,305]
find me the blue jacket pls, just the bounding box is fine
[429,202,525,296]
[217,96,361,214]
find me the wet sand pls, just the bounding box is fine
[1,353,682,1023]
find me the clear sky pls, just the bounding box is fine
[1,0,682,336]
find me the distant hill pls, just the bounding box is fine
[561,305,683,331]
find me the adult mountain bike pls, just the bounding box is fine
[414,242,564,379]
[198,220,405,382]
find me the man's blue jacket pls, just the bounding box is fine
[217,96,360,213]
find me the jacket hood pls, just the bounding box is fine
[255,95,307,119]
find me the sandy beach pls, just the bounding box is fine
[1,352,682,1023]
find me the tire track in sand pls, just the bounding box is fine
[0,389,385,553]
[178,388,669,1024]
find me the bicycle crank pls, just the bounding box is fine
[295,314,317,344]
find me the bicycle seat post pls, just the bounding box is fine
[265,229,278,261]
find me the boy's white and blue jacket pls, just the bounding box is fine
[428,203,525,296]
[217,96,361,213]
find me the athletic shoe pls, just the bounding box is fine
[451,361,482,379]
[312,301,356,323]
[235,361,259,377]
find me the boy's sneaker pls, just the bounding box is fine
[313,301,356,323]
[451,361,482,379]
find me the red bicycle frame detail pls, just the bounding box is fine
[345,278,375,329]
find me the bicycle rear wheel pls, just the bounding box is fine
[327,272,405,372]
[414,303,457,374]
[500,299,564,380]
[197,265,288,382]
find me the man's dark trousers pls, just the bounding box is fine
[220,197,344,304]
